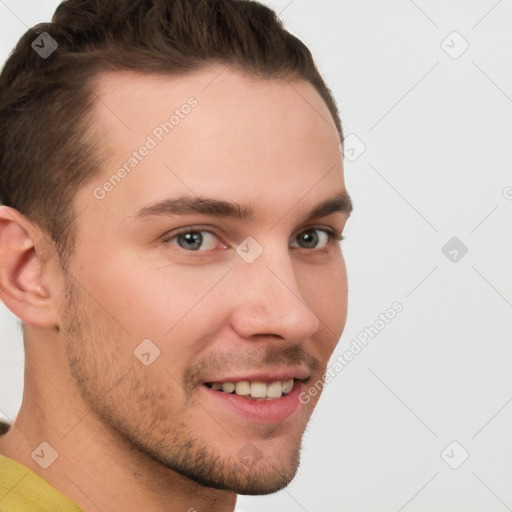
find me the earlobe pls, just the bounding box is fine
[0,206,59,327]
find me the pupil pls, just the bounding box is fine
[178,232,202,250]
[300,230,318,248]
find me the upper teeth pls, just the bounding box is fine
[209,379,294,398]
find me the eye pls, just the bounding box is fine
[290,228,340,249]
[166,230,223,251]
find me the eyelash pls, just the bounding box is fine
[163,226,344,253]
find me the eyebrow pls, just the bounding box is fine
[135,192,352,222]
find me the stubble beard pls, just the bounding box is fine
[60,276,305,495]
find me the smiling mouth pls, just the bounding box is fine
[204,379,298,400]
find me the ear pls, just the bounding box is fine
[0,206,60,328]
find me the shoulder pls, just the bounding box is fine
[0,451,84,511]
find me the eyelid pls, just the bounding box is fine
[292,225,344,242]
[162,224,223,240]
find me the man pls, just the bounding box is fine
[0,0,351,510]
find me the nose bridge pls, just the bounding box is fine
[230,242,319,342]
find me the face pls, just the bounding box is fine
[61,66,350,494]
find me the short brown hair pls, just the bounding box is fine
[0,0,343,264]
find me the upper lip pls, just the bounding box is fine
[202,366,311,384]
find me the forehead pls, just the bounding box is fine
[92,65,338,129]
[78,66,344,222]
[92,65,340,150]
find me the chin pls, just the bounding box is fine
[188,454,301,496]
[149,434,303,495]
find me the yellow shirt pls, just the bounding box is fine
[0,454,84,511]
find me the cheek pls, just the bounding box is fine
[330,261,349,331]
[298,257,348,354]
[75,245,231,341]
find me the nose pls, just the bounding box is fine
[229,247,319,343]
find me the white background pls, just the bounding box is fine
[1,1,511,511]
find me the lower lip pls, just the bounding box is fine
[201,381,305,424]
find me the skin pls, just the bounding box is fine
[0,65,351,512]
